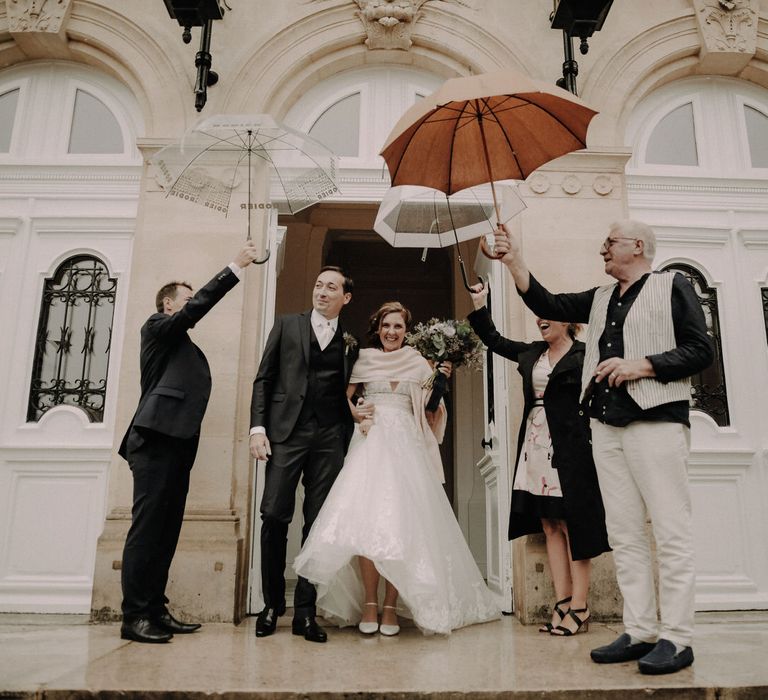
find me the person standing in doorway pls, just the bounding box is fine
[119,241,262,644]
[492,219,713,675]
[467,283,610,637]
[249,266,366,643]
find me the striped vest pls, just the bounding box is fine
[581,272,692,410]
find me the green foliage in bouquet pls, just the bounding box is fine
[406,318,485,375]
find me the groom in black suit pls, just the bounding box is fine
[119,242,261,644]
[249,266,365,643]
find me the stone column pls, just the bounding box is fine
[91,143,270,623]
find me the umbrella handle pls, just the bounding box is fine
[253,249,271,265]
[479,236,505,260]
[458,257,484,293]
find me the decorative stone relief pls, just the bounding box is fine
[7,0,72,33]
[693,0,757,73]
[528,174,550,194]
[592,175,613,196]
[343,0,472,50]
[561,174,581,195]
[8,0,73,58]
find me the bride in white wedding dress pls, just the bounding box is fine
[294,301,501,636]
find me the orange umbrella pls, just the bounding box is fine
[380,69,598,243]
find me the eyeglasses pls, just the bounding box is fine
[601,236,637,250]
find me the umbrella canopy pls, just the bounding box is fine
[374,183,527,291]
[380,69,598,210]
[374,185,525,249]
[151,114,340,262]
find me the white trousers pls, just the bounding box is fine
[591,420,695,647]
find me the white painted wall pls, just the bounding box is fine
[0,63,142,612]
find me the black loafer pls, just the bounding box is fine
[120,617,172,644]
[591,633,655,663]
[292,616,327,643]
[638,639,694,675]
[152,612,201,634]
[255,606,284,637]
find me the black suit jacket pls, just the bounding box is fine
[118,267,240,457]
[250,310,357,444]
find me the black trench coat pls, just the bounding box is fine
[468,307,610,561]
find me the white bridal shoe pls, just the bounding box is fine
[358,602,379,634]
[379,605,400,636]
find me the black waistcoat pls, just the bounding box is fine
[298,328,345,426]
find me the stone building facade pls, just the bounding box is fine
[0,0,766,623]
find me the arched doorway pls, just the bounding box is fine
[247,64,511,613]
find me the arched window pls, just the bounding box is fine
[308,93,361,157]
[285,66,442,168]
[68,89,124,154]
[660,263,729,426]
[0,63,141,163]
[27,255,117,423]
[646,102,698,166]
[744,105,768,168]
[627,77,768,177]
[0,88,19,152]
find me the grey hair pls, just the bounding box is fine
[609,219,656,262]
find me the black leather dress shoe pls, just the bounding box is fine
[590,633,656,663]
[152,612,202,634]
[255,606,284,637]
[292,616,327,643]
[120,618,172,644]
[638,639,694,675]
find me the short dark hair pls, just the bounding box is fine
[319,265,354,294]
[155,281,192,312]
[366,301,412,348]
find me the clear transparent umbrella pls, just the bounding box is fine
[374,184,526,290]
[150,114,340,263]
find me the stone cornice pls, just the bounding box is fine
[628,180,768,195]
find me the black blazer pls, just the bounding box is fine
[250,311,357,445]
[118,267,239,457]
[468,307,609,560]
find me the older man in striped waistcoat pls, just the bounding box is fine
[493,220,713,675]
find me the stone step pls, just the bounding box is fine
[0,612,766,700]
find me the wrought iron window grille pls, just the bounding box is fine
[661,263,730,426]
[762,287,768,347]
[27,255,117,423]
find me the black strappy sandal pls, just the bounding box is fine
[551,606,590,636]
[538,596,572,633]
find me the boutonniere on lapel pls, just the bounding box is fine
[343,332,358,356]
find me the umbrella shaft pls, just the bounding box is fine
[476,107,501,226]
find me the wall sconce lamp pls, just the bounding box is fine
[550,0,613,95]
[162,0,231,112]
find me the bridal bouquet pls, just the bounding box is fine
[406,318,484,409]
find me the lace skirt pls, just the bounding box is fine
[294,403,501,635]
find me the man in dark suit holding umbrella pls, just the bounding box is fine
[119,241,261,644]
[249,266,366,643]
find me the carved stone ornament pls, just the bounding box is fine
[349,0,473,50]
[561,174,582,195]
[528,174,550,194]
[693,0,758,73]
[592,175,613,196]
[7,0,72,33]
